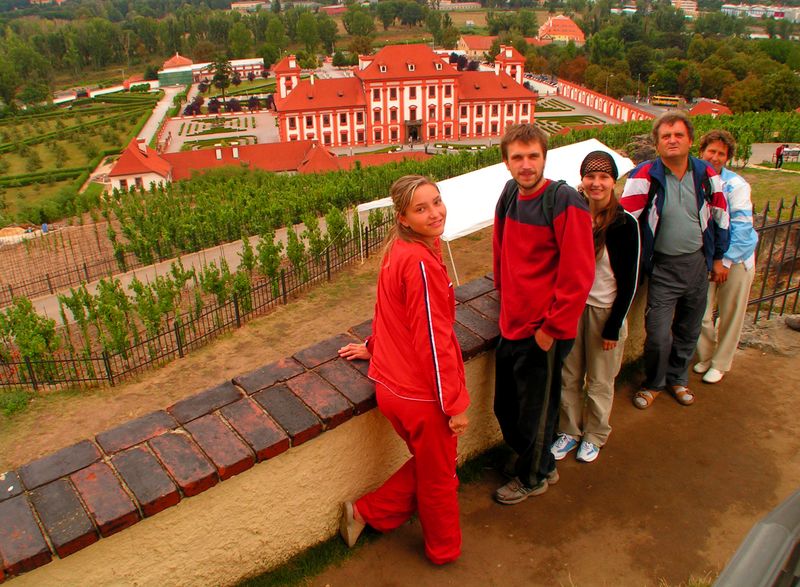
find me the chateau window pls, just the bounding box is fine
[390,108,398,122]
[428,125,436,138]
[305,116,313,128]
[476,105,483,117]
[522,104,529,115]
[435,63,443,70]
[491,105,498,116]
[390,88,397,100]
[409,86,417,99]
[460,123,467,135]
[407,63,415,71]
[428,106,436,120]
[460,106,467,118]
[379,65,387,72]
[323,114,330,126]
[340,113,347,124]
[476,123,483,134]
[356,112,364,124]
[373,88,380,100]
[507,104,513,116]
[409,106,417,120]
[340,131,348,144]
[444,105,452,119]
[445,85,451,98]
[428,86,435,98]
[374,109,381,123]
[390,128,398,141]
[357,129,364,143]
[289,117,297,130]
[324,133,332,146]
[375,129,382,142]
[444,125,452,138]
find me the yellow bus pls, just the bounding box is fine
[650,95,685,107]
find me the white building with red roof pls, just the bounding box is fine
[274,44,537,148]
[108,138,430,191]
[689,99,733,117]
[456,35,550,61]
[538,15,586,46]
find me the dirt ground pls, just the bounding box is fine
[310,332,800,587]
[0,228,494,471]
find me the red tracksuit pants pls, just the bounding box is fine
[355,383,461,565]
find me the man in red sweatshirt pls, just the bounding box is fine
[492,124,595,505]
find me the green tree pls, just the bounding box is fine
[265,17,288,51]
[376,1,398,30]
[343,5,376,37]
[286,228,308,280]
[318,14,338,54]
[297,12,320,55]
[211,57,233,104]
[229,22,253,58]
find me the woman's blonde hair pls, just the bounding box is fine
[382,175,441,258]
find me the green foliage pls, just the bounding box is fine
[256,229,283,296]
[0,297,59,361]
[231,270,253,313]
[200,258,233,305]
[286,228,308,280]
[0,388,31,417]
[325,205,350,255]
[238,233,257,273]
[301,211,327,260]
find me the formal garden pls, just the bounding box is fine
[0,91,161,225]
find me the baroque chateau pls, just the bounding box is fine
[273,43,537,148]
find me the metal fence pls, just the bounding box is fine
[0,221,389,392]
[749,196,799,322]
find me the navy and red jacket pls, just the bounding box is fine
[493,179,595,341]
[366,238,470,417]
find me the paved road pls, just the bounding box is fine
[139,86,184,145]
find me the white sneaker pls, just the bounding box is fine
[551,433,579,460]
[576,441,600,463]
[702,367,724,384]
[693,361,711,374]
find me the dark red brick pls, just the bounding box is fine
[70,463,140,538]
[219,398,290,461]
[96,410,177,454]
[456,304,501,342]
[350,319,373,341]
[167,381,243,425]
[252,385,322,446]
[455,277,495,303]
[315,359,376,414]
[0,495,51,575]
[185,414,254,481]
[18,440,101,490]
[292,333,360,369]
[453,322,487,360]
[286,371,353,429]
[111,446,180,517]
[349,356,370,377]
[233,358,305,394]
[466,294,500,323]
[0,471,22,503]
[149,432,218,497]
[30,479,98,559]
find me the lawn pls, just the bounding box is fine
[739,167,800,210]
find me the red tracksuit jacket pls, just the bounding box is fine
[366,238,470,417]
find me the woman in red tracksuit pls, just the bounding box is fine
[338,174,470,565]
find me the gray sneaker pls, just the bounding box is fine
[494,473,554,505]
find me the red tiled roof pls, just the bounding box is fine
[496,45,525,62]
[356,45,459,81]
[163,141,323,180]
[538,16,585,43]
[689,101,732,116]
[109,139,172,179]
[278,77,366,112]
[460,35,496,51]
[337,151,431,170]
[273,55,301,74]
[163,53,193,69]
[297,143,343,174]
[458,71,533,100]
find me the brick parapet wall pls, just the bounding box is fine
[0,276,499,583]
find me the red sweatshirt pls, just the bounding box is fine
[493,179,595,341]
[366,238,470,417]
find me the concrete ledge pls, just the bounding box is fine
[0,276,509,585]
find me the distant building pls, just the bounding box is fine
[230,0,268,13]
[538,15,586,46]
[721,3,800,22]
[158,55,265,87]
[671,0,698,18]
[438,1,482,10]
[108,138,431,191]
[456,35,550,61]
[689,99,733,117]
[273,44,537,148]
[319,5,347,15]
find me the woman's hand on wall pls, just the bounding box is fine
[338,342,371,361]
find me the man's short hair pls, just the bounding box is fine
[699,129,736,161]
[500,123,548,160]
[651,111,694,144]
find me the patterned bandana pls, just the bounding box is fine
[580,151,619,181]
